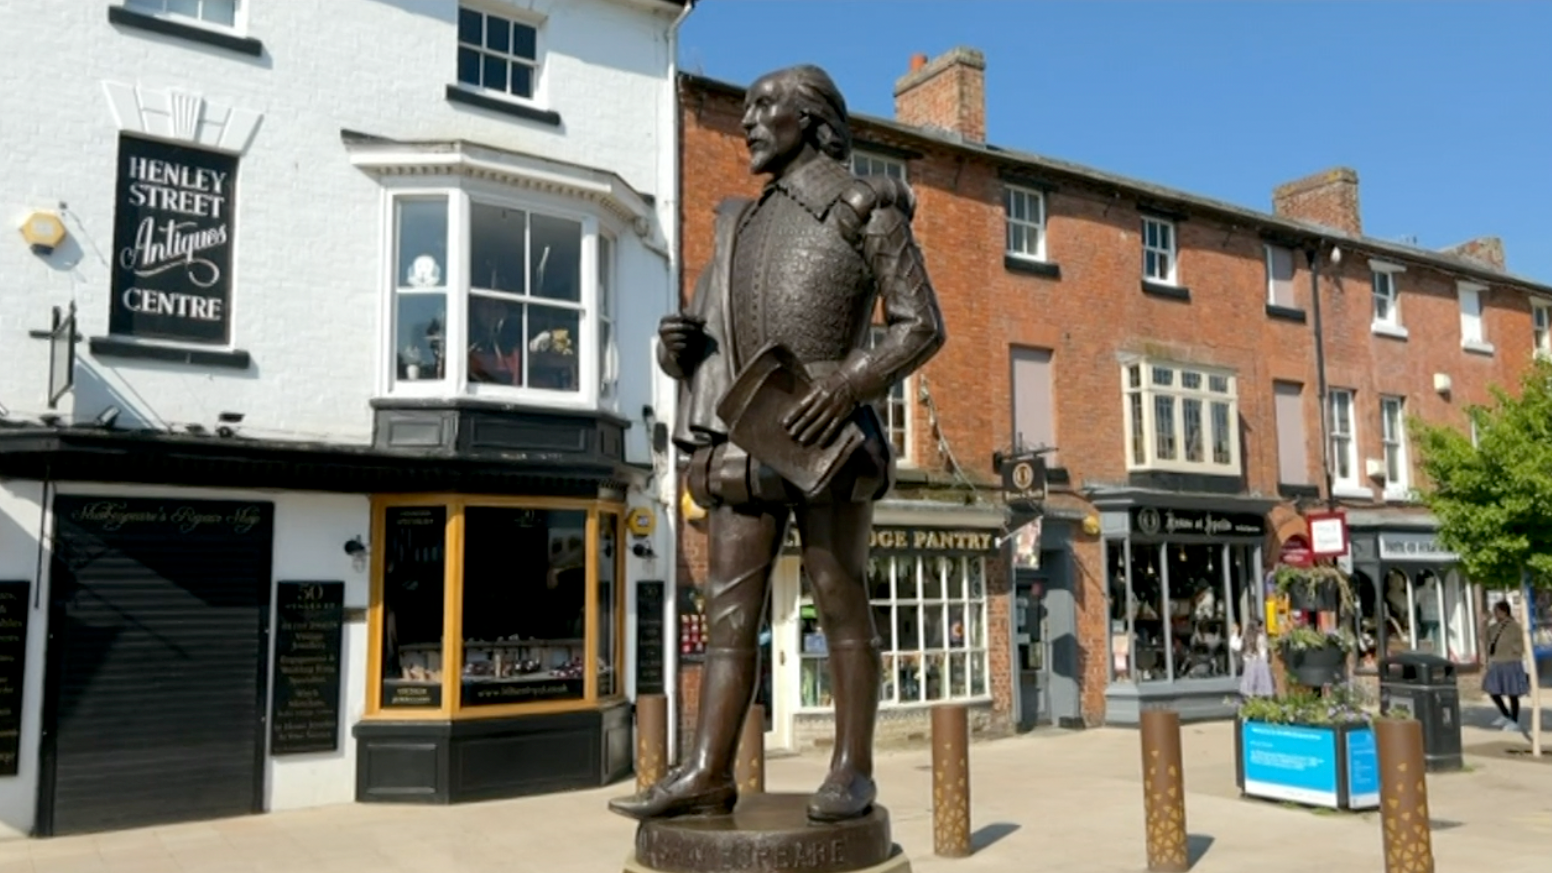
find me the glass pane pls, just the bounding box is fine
[468,294,524,387]
[460,507,589,706]
[968,559,984,598]
[1172,544,1231,679]
[458,7,482,44]
[970,652,987,697]
[896,556,919,600]
[879,654,895,702]
[457,46,481,87]
[486,16,511,53]
[1154,395,1176,459]
[948,604,966,648]
[801,657,831,708]
[482,54,507,93]
[513,22,537,59]
[530,214,582,302]
[1181,371,1202,390]
[470,203,526,295]
[1127,364,1141,389]
[895,603,919,653]
[946,557,965,600]
[1107,543,1132,682]
[1415,572,1442,655]
[924,651,947,701]
[1209,374,1229,393]
[126,0,165,13]
[1130,393,1146,464]
[596,515,618,697]
[382,507,446,708]
[897,653,922,702]
[1151,366,1173,387]
[395,294,446,382]
[206,0,236,25]
[967,602,984,648]
[923,602,946,649]
[527,304,581,392]
[923,556,947,600]
[950,652,967,698]
[396,198,448,290]
[167,0,199,18]
[873,603,893,650]
[1212,402,1232,465]
[510,63,535,99]
[868,556,891,600]
[1130,544,1168,683]
[598,236,613,319]
[1182,398,1203,462]
[1382,570,1413,656]
[1443,570,1475,663]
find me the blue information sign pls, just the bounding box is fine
[1345,728,1379,808]
[1240,722,1339,807]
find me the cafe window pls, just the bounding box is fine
[385,185,618,410]
[1107,540,1259,684]
[371,497,624,717]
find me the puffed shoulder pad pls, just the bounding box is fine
[840,176,917,224]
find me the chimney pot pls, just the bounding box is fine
[910,53,928,72]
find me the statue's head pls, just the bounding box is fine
[742,64,851,177]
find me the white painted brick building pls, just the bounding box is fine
[0,0,692,838]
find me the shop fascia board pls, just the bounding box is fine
[1342,509,1440,531]
[341,130,662,249]
[873,498,1004,530]
[1084,486,1281,515]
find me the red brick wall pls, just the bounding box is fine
[678,75,1541,729]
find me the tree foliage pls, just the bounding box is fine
[1411,357,1552,590]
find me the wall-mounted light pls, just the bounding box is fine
[1433,373,1452,395]
[94,406,121,429]
[343,536,367,557]
[1081,515,1101,537]
[20,211,67,256]
[632,541,655,558]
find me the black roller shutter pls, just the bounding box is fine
[40,496,273,836]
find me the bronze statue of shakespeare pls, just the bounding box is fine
[609,64,946,824]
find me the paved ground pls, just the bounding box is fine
[0,703,1547,873]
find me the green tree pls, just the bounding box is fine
[1412,356,1552,758]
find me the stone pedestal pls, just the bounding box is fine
[623,793,910,873]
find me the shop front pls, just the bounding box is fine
[353,495,634,803]
[1346,513,1480,673]
[1094,492,1275,725]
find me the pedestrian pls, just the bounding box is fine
[1231,618,1275,698]
[1483,600,1530,731]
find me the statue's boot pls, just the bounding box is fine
[608,646,756,820]
[807,638,880,822]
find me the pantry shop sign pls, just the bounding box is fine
[110,135,237,345]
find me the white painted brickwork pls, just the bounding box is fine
[0,0,681,465]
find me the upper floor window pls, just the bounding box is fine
[867,326,911,464]
[1122,360,1238,476]
[1370,259,1407,337]
[1329,388,1358,489]
[457,6,540,101]
[1533,300,1551,360]
[1141,217,1176,285]
[125,0,238,28]
[1004,187,1047,262]
[389,188,614,408]
[1265,245,1296,309]
[1380,395,1409,497]
[851,152,906,180]
[1457,281,1491,353]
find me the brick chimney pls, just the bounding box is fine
[893,47,986,142]
[1440,236,1506,272]
[1272,167,1362,236]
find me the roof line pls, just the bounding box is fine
[680,73,1552,296]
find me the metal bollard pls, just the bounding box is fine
[635,694,669,792]
[735,703,765,794]
[1376,717,1434,873]
[1139,708,1189,873]
[931,703,971,858]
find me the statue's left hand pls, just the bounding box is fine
[783,371,858,448]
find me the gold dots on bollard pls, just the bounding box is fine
[1139,709,1189,873]
[931,704,971,858]
[635,694,668,792]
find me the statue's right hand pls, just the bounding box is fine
[658,313,706,360]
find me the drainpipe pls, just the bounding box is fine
[1305,243,1336,511]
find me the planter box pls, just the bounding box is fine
[1234,717,1378,810]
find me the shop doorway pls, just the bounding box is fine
[39,496,274,836]
[1014,576,1049,729]
[763,556,803,752]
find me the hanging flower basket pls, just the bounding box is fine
[1273,564,1354,614]
[1276,625,1355,688]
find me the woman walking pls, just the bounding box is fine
[1232,618,1275,698]
[1484,600,1531,731]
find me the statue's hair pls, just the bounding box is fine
[773,64,851,162]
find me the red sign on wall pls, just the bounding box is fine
[1279,534,1314,568]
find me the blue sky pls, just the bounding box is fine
[680,1,1552,283]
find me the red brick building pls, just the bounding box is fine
[674,48,1552,747]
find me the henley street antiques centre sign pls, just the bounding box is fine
[0,582,30,776]
[1131,506,1266,539]
[111,135,237,345]
[784,525,1000,556]
[270,581,344,756]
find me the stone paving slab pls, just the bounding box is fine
[0,709,1545,872]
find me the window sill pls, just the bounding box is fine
[1332,483,1375,500]
[797,695,993,715]
[445,85,562,127]
[1371,322,1410,340]
[1382,487,1418,504]
[1462,339,1496,356]
[1003,255,1061,279]
[1265,304,1307,323]
[107,6,264,57]
[1278,483,1320,500]
[89,335,251,370]
[1141,280,1190,301]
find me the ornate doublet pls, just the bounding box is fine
[729,157,874,372]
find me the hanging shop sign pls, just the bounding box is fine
[1130,506,1266,539]
[0,582,29,777]
[270,581,345,756]
[1279,534,1314,569]
[635,580,668,696]
[999,450,1049,508]
[110,135,237,345]
[1305,510,1350,558]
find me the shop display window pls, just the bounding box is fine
[1365,567,1478,665]
[802,554,989,709]
[381,506,448,708]
[370,498,624,717]
[1108,540,1259,684]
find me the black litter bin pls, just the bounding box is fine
[1378,651,1463,772]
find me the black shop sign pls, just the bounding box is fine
[1131,506,1266,539]
[0,582,29,777]
[110,135,237,345]
[270,581,344,756]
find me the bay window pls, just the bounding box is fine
[1123,359,1239,475]
[386,186,616,408]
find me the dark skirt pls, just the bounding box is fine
[1484,661,1531,697]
